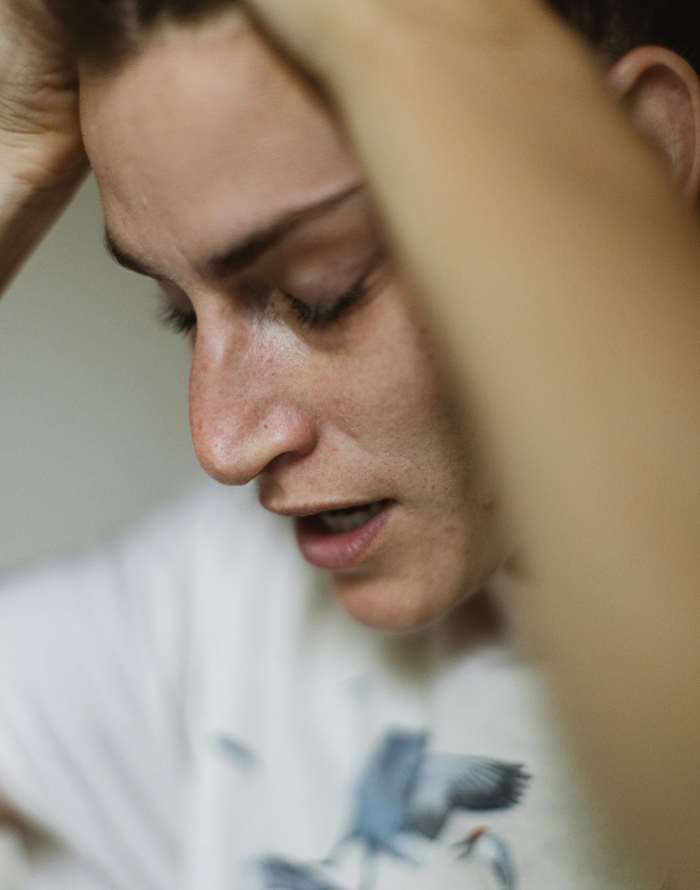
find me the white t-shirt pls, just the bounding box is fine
[0,483,650,890]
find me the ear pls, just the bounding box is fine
[608,46,700,202]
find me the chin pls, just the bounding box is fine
[331,572,472,634]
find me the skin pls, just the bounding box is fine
[86,4,700,883]
[229,1,700,884]
[0,0,87,290]
[2,0,700,881]
[80,13,505,632]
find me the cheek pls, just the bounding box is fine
[337,293,469,478]
[332,289,499,530]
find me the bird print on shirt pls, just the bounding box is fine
[454,826,519,890]
[251,856,346,890]
[329,729,529,888]
[249,728,530,890]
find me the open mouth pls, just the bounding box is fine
[302,500,389,535]
[295,500,393,571]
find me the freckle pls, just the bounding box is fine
[482,501,496,513]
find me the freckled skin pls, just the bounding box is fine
[80,12,507,631]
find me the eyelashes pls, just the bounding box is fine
[158,266,382,337]
[284,260,387,331]
[287,278,369,330]
[160,301,197,335]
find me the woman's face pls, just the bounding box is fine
[80,11,506,631]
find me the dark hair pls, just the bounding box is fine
[550,0,700,73]
[51,0,700,74]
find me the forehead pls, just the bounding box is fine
[79,12,359,271]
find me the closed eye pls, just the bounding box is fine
[287,278,369,329]
[283,259,388,331]
[160,300,197,335]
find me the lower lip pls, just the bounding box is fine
[295,502,393,571]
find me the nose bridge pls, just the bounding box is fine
[189,319,317,486]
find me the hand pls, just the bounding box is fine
[0,0,86,188]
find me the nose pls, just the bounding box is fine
[189,320,319,487]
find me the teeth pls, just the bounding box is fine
[317,501,385,535]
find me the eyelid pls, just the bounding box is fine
[287,260,389,330]
[159,296,197,335]
[157,247,389,336]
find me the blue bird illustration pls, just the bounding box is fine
[215,734,258,767]
[254,855,345,890]
[405,746,530,839]
[453,827,518,890]
[332,729,529,889]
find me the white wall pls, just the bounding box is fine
[0,176,206,885]
[0,175,206,572]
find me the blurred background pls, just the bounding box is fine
[0,176,206,886]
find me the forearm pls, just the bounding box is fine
[252,1,700,881]
[0,142,86,294]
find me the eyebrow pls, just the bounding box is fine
[104,232,169,281]
[104,183,364,283]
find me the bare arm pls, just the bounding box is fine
[0,148,85,293]
[0,0,87,295]
[0,0,86,825]
[245,0,700,883]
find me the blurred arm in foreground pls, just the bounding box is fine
[245,0,700,884]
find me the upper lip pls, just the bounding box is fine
[264,499,390,518]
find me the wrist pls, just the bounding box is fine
[302,0,551,78]
[0,129,87,196]
[0,138,87,294]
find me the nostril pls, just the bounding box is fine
[190,405,319,487]
[189,326,319,484]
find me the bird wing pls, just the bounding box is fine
[404,755,530,839]
[256,856,345,890]
[345,729,429,858]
